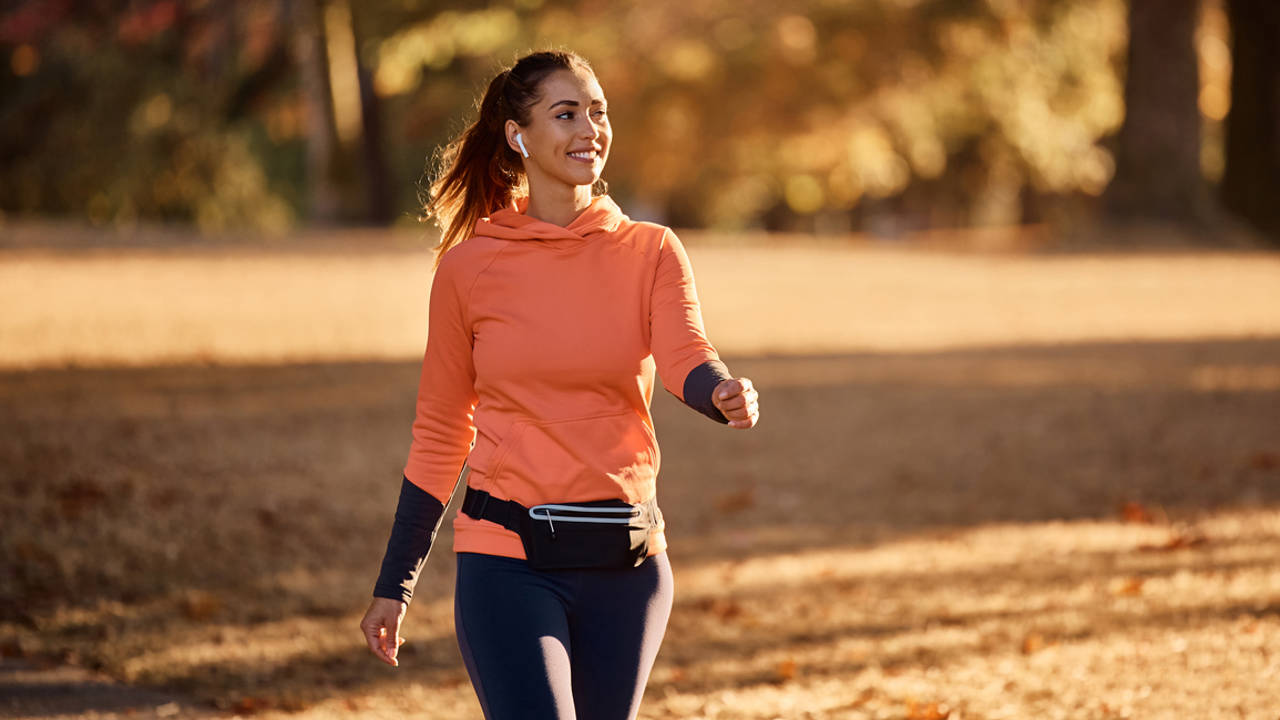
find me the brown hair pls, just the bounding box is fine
[420,49,608,270]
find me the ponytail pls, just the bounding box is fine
[420,50,607,271]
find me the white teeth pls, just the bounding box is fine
[568,151,596,159]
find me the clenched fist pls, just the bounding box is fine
[712,377,759,429]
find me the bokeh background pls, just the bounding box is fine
[2,0,1278,241]
[2,1,1279,719]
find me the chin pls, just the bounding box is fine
[567,172,602,187]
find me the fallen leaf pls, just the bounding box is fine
[1247,451,1279,471]
[147,487,181,510]
[837,688,876,709]
[54,477,109,519]
[715,488,756,514]
[179,590,223,621]
[231,696,274,715]
[1022,632,1046,655]
[1119,501,1153,524]
[693,596,743,620]
[906,699,951,719]
[256,507,279,529]
[1139,530,1208,552]
[1113,577,1145,596]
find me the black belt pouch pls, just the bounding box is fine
[517,499,654,571]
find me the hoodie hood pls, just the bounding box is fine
[475,193,628,243]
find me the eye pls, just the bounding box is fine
[556,109,608,120]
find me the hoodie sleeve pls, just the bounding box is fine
[374,250,478,603]
[402,248,479,501]
[650,228,733,423]
[372,476,446,603]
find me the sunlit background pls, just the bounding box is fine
[1,0,1273,241]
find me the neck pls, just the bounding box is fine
[523,183,595,227]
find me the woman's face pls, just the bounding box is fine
[507,68,611,191]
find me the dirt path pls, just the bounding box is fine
[0,657,216,719]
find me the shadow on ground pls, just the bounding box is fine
[1,337,1277,713]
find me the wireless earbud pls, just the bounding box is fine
[516,133,530,158]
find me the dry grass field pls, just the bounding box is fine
[2,226,1279,719]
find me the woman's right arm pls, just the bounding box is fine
[361,248,479,665]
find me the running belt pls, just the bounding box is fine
[460,486,661,535]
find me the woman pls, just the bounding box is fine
[359,49,759,720]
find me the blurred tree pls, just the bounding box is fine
[0,0,298,233]
[1220,0,1280,242]
[557,0,1130,234]
[350,4,392,225]
[287,0,340,225]
[1101,0,1216,228]
[2,0,1248,243]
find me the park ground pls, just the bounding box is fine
[1,223,1278,719]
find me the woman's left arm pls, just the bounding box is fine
[649,228,758,429]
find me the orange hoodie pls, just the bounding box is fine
[402,193,729,560]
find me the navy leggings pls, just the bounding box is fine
[454,551,675,720]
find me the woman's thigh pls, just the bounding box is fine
[454,552,577,720]
[568,552,675,720]
[453,551,675,720]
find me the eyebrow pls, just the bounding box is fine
[548,99,605,110]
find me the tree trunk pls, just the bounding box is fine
[1221,0,1280,243]
[287,0,340,225]
[350,6,393,225]
[1103,0,1213,227]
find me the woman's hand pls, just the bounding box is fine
[712,377,759,429]
[360,597,408,666]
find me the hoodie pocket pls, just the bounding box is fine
[490,410,659,505]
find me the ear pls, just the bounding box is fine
[504,120,523,156]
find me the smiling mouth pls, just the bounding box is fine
[567,150,599,162]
